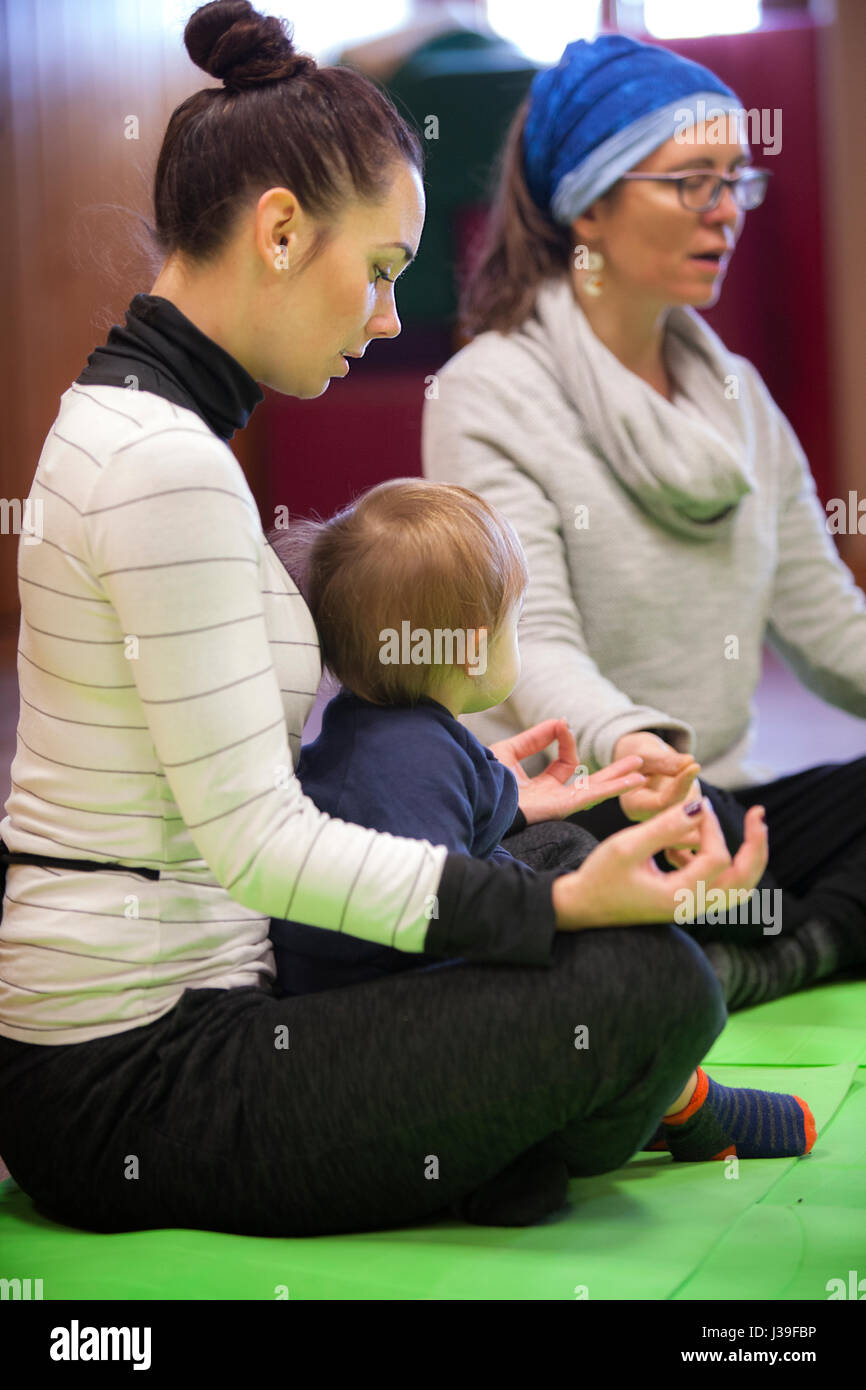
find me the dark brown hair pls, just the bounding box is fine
[153,0,424,267]
[267,479,528,705]
[458,98,618,339]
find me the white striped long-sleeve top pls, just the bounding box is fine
[0,297,561,1045]
[0,384,455,1043]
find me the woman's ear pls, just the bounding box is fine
[571,202,603,250]
[253,185,302,276]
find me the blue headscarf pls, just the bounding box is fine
[523,34,743,224]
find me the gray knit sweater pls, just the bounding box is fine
[422,274,866,787]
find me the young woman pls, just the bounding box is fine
[423,33,866,1014]
[0,3,768,1237]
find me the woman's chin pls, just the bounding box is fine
[287,375,332,400]
[671,282,723,310]
[697,284,723,309]
[258,369,330,399]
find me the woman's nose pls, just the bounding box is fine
[367,280,403,340]
[704,183,742,229]
[369,307,402,340]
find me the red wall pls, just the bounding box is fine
[660,18,835,500]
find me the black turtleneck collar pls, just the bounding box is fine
[75,293,264,441]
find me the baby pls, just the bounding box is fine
[266,477,816,1174]
[265,477,634,994]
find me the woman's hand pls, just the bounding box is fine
[613,731,702,822]
[489,718,647,824]
[552,796,768,930]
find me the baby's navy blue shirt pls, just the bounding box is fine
[269,686,525,993]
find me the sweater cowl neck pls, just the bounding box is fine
[76,293,264,441]
[516,275,758,541]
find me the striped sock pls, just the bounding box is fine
[702,914,858,1012]
[661,1067,816,1161]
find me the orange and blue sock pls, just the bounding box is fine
[660,1067,816,1162]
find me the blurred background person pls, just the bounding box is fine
[338,0,540,356]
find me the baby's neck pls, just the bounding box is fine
[422,682,464,719]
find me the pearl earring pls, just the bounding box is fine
[585,250,604,297]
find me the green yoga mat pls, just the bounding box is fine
[1,980,864,1300]
[676,1065,866,1300]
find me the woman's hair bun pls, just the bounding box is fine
[184,1,316,91]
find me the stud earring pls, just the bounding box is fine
[584,249,604,297]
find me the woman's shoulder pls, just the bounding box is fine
[59,383,222,456]
[674,309,776,410]
[52,384,253,506]
[26,380,250,527]
[435,323,545,395]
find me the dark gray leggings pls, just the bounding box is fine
[0,822,726,1237]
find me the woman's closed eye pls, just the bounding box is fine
[373,259,414,285]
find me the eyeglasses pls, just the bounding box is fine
[618,167,772,212]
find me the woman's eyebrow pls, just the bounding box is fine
[664,153,753,172]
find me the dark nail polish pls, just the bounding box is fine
[684,798,703,816]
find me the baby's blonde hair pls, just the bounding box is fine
[268,478,528,704]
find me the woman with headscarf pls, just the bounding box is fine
[423,33,866,1013]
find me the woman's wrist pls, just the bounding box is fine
[615,729,665,754]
